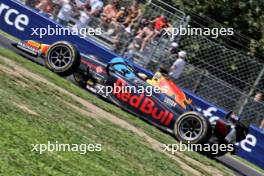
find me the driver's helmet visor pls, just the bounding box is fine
[110,57,136,79]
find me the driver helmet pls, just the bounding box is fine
[152,66,168,81]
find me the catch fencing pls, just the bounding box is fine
[175,25,264,126]
[143,1,264,127]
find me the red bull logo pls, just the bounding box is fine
[146,73,192,109]
[159,79,192,109]
[113,78,173,126]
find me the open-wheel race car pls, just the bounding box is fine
[13,40,248,156]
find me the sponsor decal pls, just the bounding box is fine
[149,75,192,109]
[160,82,192,109]
[0,2,29,31]
[25,40,41,49]
[17,41,39,55]
[96,66,104,74]
[113,78,173,126]
[164,97,177,107]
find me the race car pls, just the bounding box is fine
[13,40,248,156]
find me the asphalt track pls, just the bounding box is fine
[0,34,263,176]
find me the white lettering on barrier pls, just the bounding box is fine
[236,134,257,152]
[0,3,29,31]
[196,107,220,123]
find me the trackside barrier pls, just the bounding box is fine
[0,0,263,170]
[236,125,264,169]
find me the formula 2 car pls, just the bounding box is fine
[13,40,248,156]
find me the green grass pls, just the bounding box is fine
[0,31,235,175]
[0,60,186,176]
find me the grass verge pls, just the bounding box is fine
[0,53,186,176]
[0,31,236,175]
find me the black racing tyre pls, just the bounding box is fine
[174,112,211,144]
[45,41,80,76]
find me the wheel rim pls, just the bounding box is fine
[179,116,203,141]
[48,46,72,70]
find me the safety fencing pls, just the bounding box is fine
[178,33,264,127]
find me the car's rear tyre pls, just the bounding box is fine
[45,41,80,76]
[174,112,211,144]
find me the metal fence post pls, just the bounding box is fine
[238,66,264,116]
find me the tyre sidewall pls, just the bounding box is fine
[174,112,211,144]
[45,41,80,76]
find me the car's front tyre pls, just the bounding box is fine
[45,41,80,76]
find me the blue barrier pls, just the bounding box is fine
[236,125,264,169]
[1,0,263,170]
